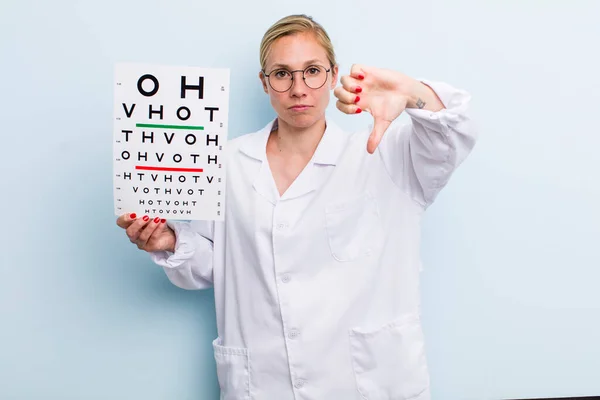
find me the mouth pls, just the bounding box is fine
[289,105,312,112]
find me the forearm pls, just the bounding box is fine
[396,74,446,112]
[150,220,215,290]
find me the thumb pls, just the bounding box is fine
[367,117,391,154]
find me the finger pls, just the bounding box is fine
[126,215,151,243]
[136,217,163,249]
[116,212,138,229]
[333,86,361,105]
[367,117,392,154]
[336,100,362,115]
[340,75,363,94]
[350,64,366,80]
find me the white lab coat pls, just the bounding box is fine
[150,79,477,400]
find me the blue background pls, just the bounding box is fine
[1,0,599,399]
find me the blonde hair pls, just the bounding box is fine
[259,14,337,72]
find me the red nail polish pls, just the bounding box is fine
[129,213,137,219]
[358,74,365,80]
[161,219,166,224]
[143,215,149,221]
[355,96,360,103]
[355,86,362,93]
[154,217,160,223]
[355,108,362,114]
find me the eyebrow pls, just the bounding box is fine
[268,59,326,70]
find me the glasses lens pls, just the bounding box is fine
[304,65,327,89]
[269,69,292,92]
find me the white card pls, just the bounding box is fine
[113,62,230,221]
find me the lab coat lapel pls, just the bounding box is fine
[279,119,348,201]
[237,117,349,204]
[238,119,279,205]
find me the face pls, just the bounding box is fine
[259,32,338,129]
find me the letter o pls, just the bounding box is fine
[177,106,191,121]
[137,74,159,97]
[185,134,196,145]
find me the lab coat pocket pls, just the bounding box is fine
[349,314,429,400]
[212,337,252,400]
[325,192,382,262]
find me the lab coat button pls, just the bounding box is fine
[281,274,291,283]
[294,379,305,389]
[288,328,300,339]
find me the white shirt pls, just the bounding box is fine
[150,79,477,400]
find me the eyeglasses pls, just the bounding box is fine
[262,64,331,93]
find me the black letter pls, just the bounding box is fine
[142,131,154,143]
[149,105,163,120]
[208,155,218,164]
[137,74,159,97]
[177,106,191,121]
[206,135,219,146]
[205,107,218,121]
[122,104,136,118]
[121,130,132,142]
[185,134,196,145]
[181,76,204,99]
[164,132,175,144]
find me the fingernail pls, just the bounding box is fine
[161,219,166,224]
[355,108,362,114]
[354,96,360,103]
[358,74,365,80]
[355,86,362,93]
[129,213,137,219]
[143,215,149,221]
[154,217,160,223]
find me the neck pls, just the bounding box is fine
[268,117,326,159]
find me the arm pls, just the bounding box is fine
[149,220,216,290]
[378,78,477,207]
[334,65,477,207]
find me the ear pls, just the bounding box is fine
[330,64,339,89]
[259,70,269,94]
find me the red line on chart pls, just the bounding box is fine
[135,166,204,172]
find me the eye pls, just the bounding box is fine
[306,66,321,75]
[273,69,290,79]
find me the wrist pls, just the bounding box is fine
[404,79,429,109]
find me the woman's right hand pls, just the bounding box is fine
[116,213,176,253]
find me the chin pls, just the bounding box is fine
[281,111,323,129]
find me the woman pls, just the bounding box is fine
[116,14,476,400]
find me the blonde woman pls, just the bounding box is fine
[117,13,477,400]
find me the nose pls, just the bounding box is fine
[289,71,308,97]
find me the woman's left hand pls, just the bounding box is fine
[334,65,433,154]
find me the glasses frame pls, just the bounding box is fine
[262,64,332,93]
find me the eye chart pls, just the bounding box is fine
[113,63,230,221]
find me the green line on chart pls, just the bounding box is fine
[136,123,205,130]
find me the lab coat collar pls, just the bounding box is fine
[238,117,347,166]
[238,117,348,203]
